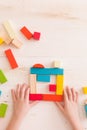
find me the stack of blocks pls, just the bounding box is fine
[29,61,64,102]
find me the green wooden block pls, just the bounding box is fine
[0,103,8,117]
[0,70,7,84]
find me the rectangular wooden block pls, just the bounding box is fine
[5,49,18,69]
[0,103,8,117]
[20,26,33,40]
[0,38,4,44]
[0,91,2,96]
[37,75,50,82]
[83,87,87,94]
[29,94,43,100]
[12,37,23,48]
[30,68,64,75]
[29,74,37,93]
[3,21,16,39]
[49,84,56,92]
[0,70,7,84]
[42,94,63,101]
[53,61,61,68]
[56,75,64,95]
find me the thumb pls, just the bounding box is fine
[55,102,65,114]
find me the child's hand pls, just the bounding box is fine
[55,87,83,130]
[11,84,38,121]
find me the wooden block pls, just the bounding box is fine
[56,75,64,95]
[29,94,43,100]
[12,37,23,48]
[49,84,56,92]
[83,87,87,94]
[5,49,18,69]
[30,68,64,75]
[0,38,4,45]
[29,74,37,93]
[20,26,33,40]
[0,70,7,84]
[0,103,8,117]
[37,75,50,82]
[42,94,63,102]
[3,21,16,39]
[33,32,41,40]
[53,61,61,68]
[0,91,2,96]
[33,64,44,68]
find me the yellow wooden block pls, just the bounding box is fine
[0,38,4,44]
[83,87,87,94]
[53,61,61,68]
[29,74,37,94]
[56,75,64,95]
[3,21,16,39]
[12,37,23,48]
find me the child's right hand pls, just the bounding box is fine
[56,87,83,130]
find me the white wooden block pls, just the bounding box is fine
[3,21,16,39]
[53,61,61,68]
[29,74,37,94]
[12,37,23,48]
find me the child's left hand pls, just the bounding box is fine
[11,84,38,121]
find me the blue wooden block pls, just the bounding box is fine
[85,105,87,112]
[0,91,2,96]
[30,68,64,75]
[37,75,50,82]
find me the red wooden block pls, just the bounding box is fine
[33,32,41,40]
[29,94,43,100]
[49,84,56,92]
[33,63,44,68]
[42,94,63,102]
[20,26,33,40]
[5,49,18,69]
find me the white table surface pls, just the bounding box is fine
[0,0,87,130]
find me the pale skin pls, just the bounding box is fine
[6,84,83,130]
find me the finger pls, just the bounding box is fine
[16,84,21,99]
[20,84,27,99]
[66,87,72,101]
[76,92,79,103]
[64,87,68,101]
[11,89,17,102]
[29,101,39,107]
[71,88,76,101]
[25,87,30,101]
[55,102,64,113]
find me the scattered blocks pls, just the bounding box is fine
[3,21,16,39]
[20,26,33,40]
[12,37,22,48]
[5,49,18,69]
[49,84,56,92]
[29,74,37,94]
[83,87,87,94]
[33,32,41,40]
[33,64,45,68]
[0,70,7,84]
[56,75,64,95]
[37,75,50,82]
[29,94,43,100]
[30,68,64,75]
[0,103,8,117]
[0,38,4,45]
[53,61,61,68]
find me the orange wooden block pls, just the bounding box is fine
[5,49,18,69]
[43,94,63,102]
[20,26,33,40]
[33,64,45,68]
